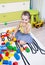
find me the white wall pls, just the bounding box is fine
[32,0,45,21]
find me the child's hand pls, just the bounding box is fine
[9,34,14,40]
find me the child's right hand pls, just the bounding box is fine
[9,34,14,40]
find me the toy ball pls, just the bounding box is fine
[14,53,20,60]
[25,48,30,53]
[13,62,18,65]
[4,22,7,25]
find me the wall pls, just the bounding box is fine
[32,0,45,21]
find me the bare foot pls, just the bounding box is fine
[20,40,26,45]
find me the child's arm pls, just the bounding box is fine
[10,22,21,39]
[13,24,20,37]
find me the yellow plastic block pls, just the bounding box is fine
[10,41,13,44]
[3,56,9,60]
[12,38,17,42]
[4,40,8,43]
[0,62,2,65]
[9,53,14,58]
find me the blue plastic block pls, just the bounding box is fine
[14,53,20,60]
[0,51,3,54]
[0,45,7,50]
[3,60,9,64]
[8,61,12,65]
[3,60,12,65]
[17,48,20,53]
[5,42,10,47]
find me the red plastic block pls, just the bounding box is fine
[5,52,9,56]
[1,42,5,45]
[13,62,18,65]
[0,54,3,59]
[23,46,28,50]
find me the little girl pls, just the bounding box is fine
[11,11,32,45]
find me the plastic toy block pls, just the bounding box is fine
[7,45,13,50]
[10,41,13,44]
[3,56,9,60]
[0,54,3,59]
[14,53,20,60]
[17,48,20,53]
[4,40,8,43]
[0,51,4,54]
[0,61,2,65]
[12,46,17,51]
[1,42,5,45]
[3,60,12,65]
[13,62,18,65]
[6,30,10,33]
[12,38,17,42]
[23,46,28,50]
[11,28,15,32]
[5,42,10,47]
[1,35,4,38]
[5,51,9,56]
[8,61,12,65]
[20,47,24,52]
[9,53,14,58]
[2,49,8,53]
[25,48,30,53]
[7,45,17,51]
[1,33,9,37]
[3,60,9,64]
[0,45,7,50]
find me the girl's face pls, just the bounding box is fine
[21,15,30,23]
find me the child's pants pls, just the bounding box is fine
[15,30,33,44]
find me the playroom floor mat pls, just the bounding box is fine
[0,20,45,65]
[0,26,45,65]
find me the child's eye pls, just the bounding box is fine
[22,19,24,20]
[22,19,27,21]
[25,19,27,21]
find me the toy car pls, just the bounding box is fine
[0,32,10,41]
[35,21,43,28]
